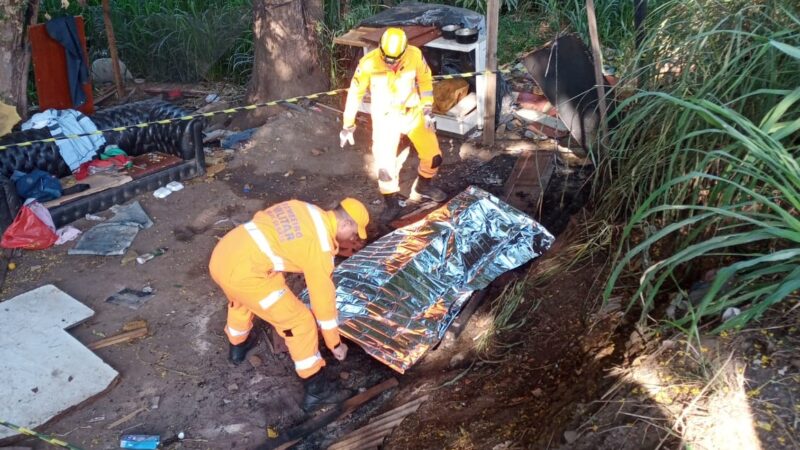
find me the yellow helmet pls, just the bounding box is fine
[380,27,408,63]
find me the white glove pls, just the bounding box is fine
[339,126,355,148]
[332,342,348,361]
[423,106,436,130]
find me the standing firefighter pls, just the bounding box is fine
[340,27,447,223]
[209,198,369,411]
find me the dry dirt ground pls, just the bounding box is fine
[0,107,574,449]
[5,104,797,450]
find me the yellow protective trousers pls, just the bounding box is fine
[372,107,442,195]
[214,270,325,379]
[209,201,343,379]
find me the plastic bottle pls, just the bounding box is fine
[136,247,168,264]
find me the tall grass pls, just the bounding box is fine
[41,0,252,82]
[596,1,800,337]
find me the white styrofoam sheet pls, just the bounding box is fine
[0,285,118,440]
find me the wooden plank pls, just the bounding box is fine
[586,0,609,149]
[101,0,125,99]
[502,150,555,216]
[482,0,500,146]
[334,28,371,47]
[262,378,400,450]
[29,17,94,115]
[88,327,148,350]
[43,173,132,208]
[329,396,429,450]
[122,320,147,332]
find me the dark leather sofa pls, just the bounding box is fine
[0,100,205,232]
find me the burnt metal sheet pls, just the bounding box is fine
[521,34,612,153]
[309,186,554,373]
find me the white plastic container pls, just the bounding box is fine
[153,187,172,199]
[166,181,184,192]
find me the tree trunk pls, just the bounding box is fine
[0,0,37,118]
[246,0,328,123]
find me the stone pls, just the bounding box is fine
[91,58,134,82]
[248,355,263,368]
[564,430,579,444]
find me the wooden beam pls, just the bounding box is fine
[101,0,125,99]
[261,378,399,450]
[586,0,609,151]
[482,0,499,146]
[88,327,148,350]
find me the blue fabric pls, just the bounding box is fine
[45,16,89,108]
[11,170,63,202]
[22,109,105,171]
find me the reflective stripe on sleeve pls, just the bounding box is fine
[317,319,338,330]
[244,221,285,271]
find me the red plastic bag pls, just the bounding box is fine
[1,200,58,250]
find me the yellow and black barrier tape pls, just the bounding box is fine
[0,419,85,450]
[0,69,513,151]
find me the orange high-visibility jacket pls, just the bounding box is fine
[343,45,434,128]
[228,200,342,350]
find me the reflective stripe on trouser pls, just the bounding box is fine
[372,108,442,194]
[215,271,325,379]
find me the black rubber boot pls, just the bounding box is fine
[379,193,405,224]
[302,370,353,413]
[410,176,447,202]
[228,334,257,365]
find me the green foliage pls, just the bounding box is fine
[40,0,252,82]
[597,1,800,337]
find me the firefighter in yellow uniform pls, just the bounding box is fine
[340,27,447,223]
[208,198,369,411]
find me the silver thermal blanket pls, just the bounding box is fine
[308,186,554,373]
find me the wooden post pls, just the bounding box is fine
[101,0,125,99]
[482,0,499,147]
[586,0,608,149]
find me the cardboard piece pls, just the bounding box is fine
[0,285,118,441]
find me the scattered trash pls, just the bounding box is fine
[227,383,239,393]
[161,432,185,446]
[220,128,257,150]
[722,307,741,322]
[1,199,58,250]
[153,187,172,199]
[205,162,227,178]
[120,434,160,449]
[88,415,106,423]
[267,427,279,439]
[69,223,141,256]
[55,226,81,245]
[243,184,252,193]
[166,181,184,192]
[205,93,220,103]
[121,250,139,266]
[202,129,228,144]
[150,396,160,410]
[85,213,105,221]
[311,148,323,156]
[137,247,168,264]
[7,262,16,270]
[106,287,155,310]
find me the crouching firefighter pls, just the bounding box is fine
[340,27,447,224]
[209,198,370,411]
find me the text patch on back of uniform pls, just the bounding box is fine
[267,203,303,241]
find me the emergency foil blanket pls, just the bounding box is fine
[322,186,553,373]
